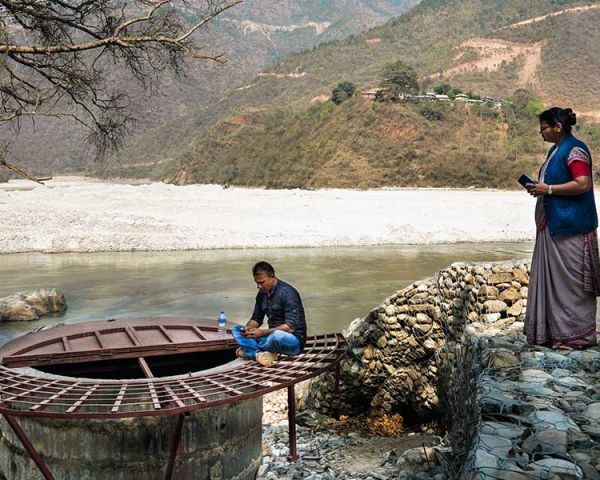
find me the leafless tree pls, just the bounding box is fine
[0,0,242,181]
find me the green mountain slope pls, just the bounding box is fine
[145,0,600,187]
[169,95,600,188]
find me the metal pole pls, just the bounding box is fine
[286,385,298,462]
[3,414,55,480]
[164,413,186,480]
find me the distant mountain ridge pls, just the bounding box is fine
[2,0,419,176]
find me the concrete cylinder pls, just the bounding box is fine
[0,397,262,480]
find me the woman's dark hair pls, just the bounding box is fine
[253,261,275,277]
[539,107,577,133]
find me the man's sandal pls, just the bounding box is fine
[236,347,250,360]
[256,351,278,367]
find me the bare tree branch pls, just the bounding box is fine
[0,0,243,180]
[0,155,46,183]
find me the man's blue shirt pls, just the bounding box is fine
[251,279,306,348]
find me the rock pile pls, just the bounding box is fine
[0,289,67,321]
[258,424,445,480]
[466,335,600,480]
[304,262,530,418]
[260,383,446,479]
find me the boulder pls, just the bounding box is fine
[498,288,520,303]
[522,430,568,456]
[482,313,502,323]
[0,289,67,322]
[480,392,535,416]
[488,273,513,284]
[512,269,529,285]
[506,300,524,317]
[478,434,512,456]
[488,350,519,369]
[583,402,600,422]
[480,421,524,439]
[521,369,552,385]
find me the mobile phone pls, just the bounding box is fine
[517,173,537,189]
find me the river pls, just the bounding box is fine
[0,243,533,344]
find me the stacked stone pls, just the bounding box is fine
[465,335,600,480]
[304,261,531,419]
[463,263,530,338]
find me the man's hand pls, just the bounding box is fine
[243,327,267,339]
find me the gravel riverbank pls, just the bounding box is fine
[0,178,544,254]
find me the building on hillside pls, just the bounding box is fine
[360,87,505,109]
[405,94,430,102]
[361,88,387,99]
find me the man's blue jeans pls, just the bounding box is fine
[232,324,301,360]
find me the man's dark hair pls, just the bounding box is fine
[253,261,275,277]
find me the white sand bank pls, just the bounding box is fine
[0,179,541,254]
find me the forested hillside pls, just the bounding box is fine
[145,0,600,188]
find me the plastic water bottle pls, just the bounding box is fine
[217,311,228,336]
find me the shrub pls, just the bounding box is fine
[419,103,446,121]
[331,82,356,105]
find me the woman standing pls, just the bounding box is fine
[525,107,600,348]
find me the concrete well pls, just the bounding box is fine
[0,396,262,480]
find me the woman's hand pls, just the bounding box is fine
[527,177,591,197]
[527,182,550,197]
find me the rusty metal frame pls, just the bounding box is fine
[164,413,187,480]
[0,328,346,479]
[1,317,239,368]
[2,414,55,480]
[287,385,298,462]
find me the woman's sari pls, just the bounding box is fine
[525,147,600,348]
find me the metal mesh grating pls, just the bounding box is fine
[0,333,346,419]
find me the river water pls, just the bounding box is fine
[0,243,533,345]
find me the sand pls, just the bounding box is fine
[0,179,542,254]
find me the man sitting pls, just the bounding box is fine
[232,261,306,367]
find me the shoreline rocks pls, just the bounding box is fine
[0,289,67,321]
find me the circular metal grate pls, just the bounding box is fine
[0,319,346,419]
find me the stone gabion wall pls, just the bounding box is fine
[304,259,600,479]
[462,337,600,480]
[303,261,530,419]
